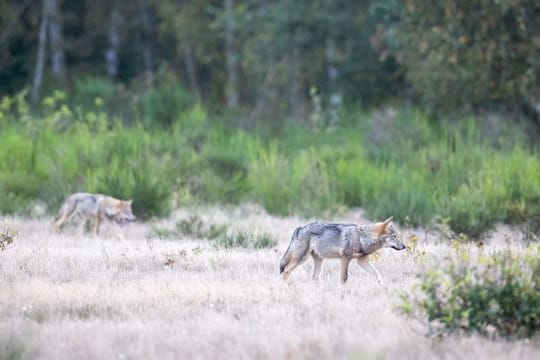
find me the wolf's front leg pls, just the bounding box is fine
[340,257,351,284]
[311,254,323,282]
[93,218,101,238]
[357,257,383,283]
[112,221,127,242]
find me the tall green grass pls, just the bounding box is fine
[0,90,539,237]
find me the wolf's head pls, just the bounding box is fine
[374,217,405,251]
[114,200,136,226]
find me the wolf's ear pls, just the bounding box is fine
[374,216,392,236]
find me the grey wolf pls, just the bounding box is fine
[52,192,136,239]
[279,217,405,283]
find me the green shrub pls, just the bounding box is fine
[247,143,292,215]
[131,170,171,219]
[133,73,195,128]
[88,167,170,220]
[176,214,227,239]
[150,214,228,240]
[212,229,277,249]
[214,229,251,249]
[0,192,25,214]
[198,145,249,203]
[73,76,119,112]
[0,89,539,238]
[248,145,338,216]
[402,248,540,339]
[251,231,277,249]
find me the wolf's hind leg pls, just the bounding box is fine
[52,215,68,233]
[281,260,300,282]
[93,218,102,238]
[340,257,351,284]
[51,206,76,233]
[281,252,310,282]
[311,253,323,282]
[358,257,383,283]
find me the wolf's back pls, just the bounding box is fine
[279,226,305,274]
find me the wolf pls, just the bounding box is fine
[279,217,405,283]
[52,192,136,239]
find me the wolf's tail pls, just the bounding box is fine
[279,226,303,274]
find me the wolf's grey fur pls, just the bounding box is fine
[52,192,135,239]
[279,217,405,283]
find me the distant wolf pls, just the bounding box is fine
[279,217,405,283]
[52,192,136,239]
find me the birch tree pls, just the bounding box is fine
[224,0,239,108]
[31,0,49,103]
[46,0,65,79]
[105,6,121,79]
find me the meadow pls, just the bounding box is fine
[2,89,540,358]
[2,206,540,359]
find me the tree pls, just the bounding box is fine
[395,0,540,113]
[31,0,49,103]
[223,0,239,108]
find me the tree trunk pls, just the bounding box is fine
[182,44,201,102]
[45,0,65,80]
[105,7,121,79]
[326,36,342,126]
[31,0,49,104]
[137,0,153,77]
[224,0,239,108]
[288,28,303,116]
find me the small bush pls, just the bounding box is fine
[402,247,540,339]
[212,229,276,249]
[0,191,26,215]
[215,229,251,249]
[1,221,18,251]
[200,147,249,203]
[131,170,171,219]
[133,72,195,128]
[175,215,227,239]
[252,232,277,249]
[150,214,228,240]
[73,76,118,112]
[248,145,338,216]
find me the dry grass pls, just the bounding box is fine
[1,205,539,359]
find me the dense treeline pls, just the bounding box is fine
[1,0,539,119]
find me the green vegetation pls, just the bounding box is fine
[1,90,539,237]
[212,229,277,249]
[397,0,539,113]
[150,214,228,240]
[402,247,540,339]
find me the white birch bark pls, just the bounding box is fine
[182,44,201,102]
[46,0,65,79]
[31,0,49,103]
[105,7,121,79]
[224,0,239,108]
